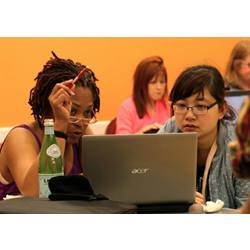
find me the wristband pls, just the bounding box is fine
[54,130,68,140]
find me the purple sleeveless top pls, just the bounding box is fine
[0,124,81,200]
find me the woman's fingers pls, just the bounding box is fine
[153,123,163,128]
[63,79,76,92]
[50,91,72,112]
[52,92,72,109]
[50,80,75,96]
[48,82,75,123]
[195,191,205,204]
[50,87,71,101]
[49,82,75,111]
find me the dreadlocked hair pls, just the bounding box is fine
[28,51,100,129]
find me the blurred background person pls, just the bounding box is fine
[224,40,250,113]
[116,56,171,134]
[229,96,250,213]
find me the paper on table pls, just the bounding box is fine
[202,199,224,213]
[3,194,24,200]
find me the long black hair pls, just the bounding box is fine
[170,65,235,121]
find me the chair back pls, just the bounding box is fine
[105,118,117,134]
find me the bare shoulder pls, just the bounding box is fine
[0,125,41,184]
[2,125,41,166]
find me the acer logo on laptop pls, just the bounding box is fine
[131,168,149,174]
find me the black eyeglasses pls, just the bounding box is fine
[173,101,218,115]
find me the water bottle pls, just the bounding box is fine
[38,119,64,198]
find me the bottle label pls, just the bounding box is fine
[39,173,62,198]
[46,144,61,158]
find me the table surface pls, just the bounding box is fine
[0,197,240,214]
[0,197,137,214]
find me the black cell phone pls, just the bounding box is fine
[143,128,159,134]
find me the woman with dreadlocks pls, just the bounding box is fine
[0,52,100,199]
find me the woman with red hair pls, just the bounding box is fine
[116,56,171,134]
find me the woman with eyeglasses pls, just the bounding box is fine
[159,65,250,209]
[225,40,250,114]
[0,52,100,199]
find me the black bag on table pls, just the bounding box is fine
[48,175,107,201]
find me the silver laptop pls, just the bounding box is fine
[80,133,197,205]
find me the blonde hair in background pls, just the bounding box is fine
[225,40,250,88]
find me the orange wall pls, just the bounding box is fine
[0,37,246,126]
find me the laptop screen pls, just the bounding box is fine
[226,89,250,114]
